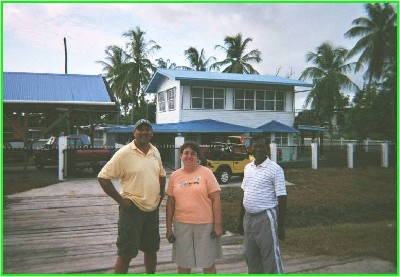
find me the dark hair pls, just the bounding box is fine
[179,140,200,154]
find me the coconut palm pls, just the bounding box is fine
[155,58,177,69]
[97,45,131,115]
[183,47,216,71]
[213,33,261,74]
[300,42,358,134]
[344,3,396,83]
[122,26,161,108]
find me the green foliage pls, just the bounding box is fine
[344,3,397,83]
[212,33,262,74]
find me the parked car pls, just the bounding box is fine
[200,142,253,184]
[33,134,113,174]
[3,140,27,164]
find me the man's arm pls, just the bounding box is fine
[277,195,287,240]
[97,177,132,208]
[237,190,245,235]
[159,176,166,198]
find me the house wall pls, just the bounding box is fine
[174,85,294,128]
[156,79,295,128]
[156,78,181,124]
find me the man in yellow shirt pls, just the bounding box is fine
[98,119,166,274]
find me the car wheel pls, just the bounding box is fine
[218,168,231,184]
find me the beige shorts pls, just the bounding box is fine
[172,221,222,269]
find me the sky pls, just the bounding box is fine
[3,2,371,109]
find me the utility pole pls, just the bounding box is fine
[64,37,68,74]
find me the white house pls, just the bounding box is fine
[144,68,313,146]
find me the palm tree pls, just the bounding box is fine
[183,47,216,71]
[300,42,358,135]
[155,58,177,69]
[97,45,131,115]
[122,26,161,108]
[344,3,396,83]
[213,33,261,74]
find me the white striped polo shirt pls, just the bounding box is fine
[241,158,287,214]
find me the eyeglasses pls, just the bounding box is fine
[182,151,198,156]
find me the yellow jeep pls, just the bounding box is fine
[201,142,254,184]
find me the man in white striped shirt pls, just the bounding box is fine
[238,135,287,274]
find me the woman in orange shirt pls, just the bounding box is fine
[166,141,223,274]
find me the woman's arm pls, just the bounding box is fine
[209,191,223,237]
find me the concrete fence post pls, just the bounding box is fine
[58,136,67,181]
[311,142,318,169]
[175,136,185,170]
[270,143,277,163]
[381,143,389,168]
[363,138,369,153]
[347,143,354,169]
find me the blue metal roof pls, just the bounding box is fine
[3,72,115,105]
[145,68,313,93]
[257,120,298,133]
[106,119,262,134]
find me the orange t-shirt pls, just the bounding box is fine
[167,166,221,224]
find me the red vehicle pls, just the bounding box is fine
[227,136,252,147]
[33,134,113,173]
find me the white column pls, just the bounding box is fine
[175,136,185,169]
[363,138,369,153]
[270,143,277,163]
[347,143,354,169]
[58,136,67,181]
[381,143,389,168]
[311,142,318,169]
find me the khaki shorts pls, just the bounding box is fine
[172,221,222,269]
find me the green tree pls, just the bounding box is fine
[183,47,216,71]
[344,3,396,83]
[155,58,177,69]
[123,26,161,109]
[97,45,131,115]
[213,33,262,74]
[300,42,357,136]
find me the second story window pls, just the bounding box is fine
[238,89,286,111]
[158,91,166,112]
[234,89,255,110]
[191,87,225,109]
[167,88,176,110]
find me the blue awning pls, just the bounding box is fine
[297,125,328,132]
[257,120,298,133]
[106,119,262,134]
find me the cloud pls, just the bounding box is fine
[4,2,368,87]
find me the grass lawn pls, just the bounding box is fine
[220,166,397,263]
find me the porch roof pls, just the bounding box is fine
[106,119,262,134]
[257,120,298,133]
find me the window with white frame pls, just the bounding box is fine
[234,89,255,110]
[158,91,166,112]
[274,132,288,145]
[236,89,286,111]
[167,88,176,110]
[191,87,225,109]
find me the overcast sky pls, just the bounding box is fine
[3,3,370,108]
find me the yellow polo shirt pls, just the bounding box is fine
[98,141,166,212]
